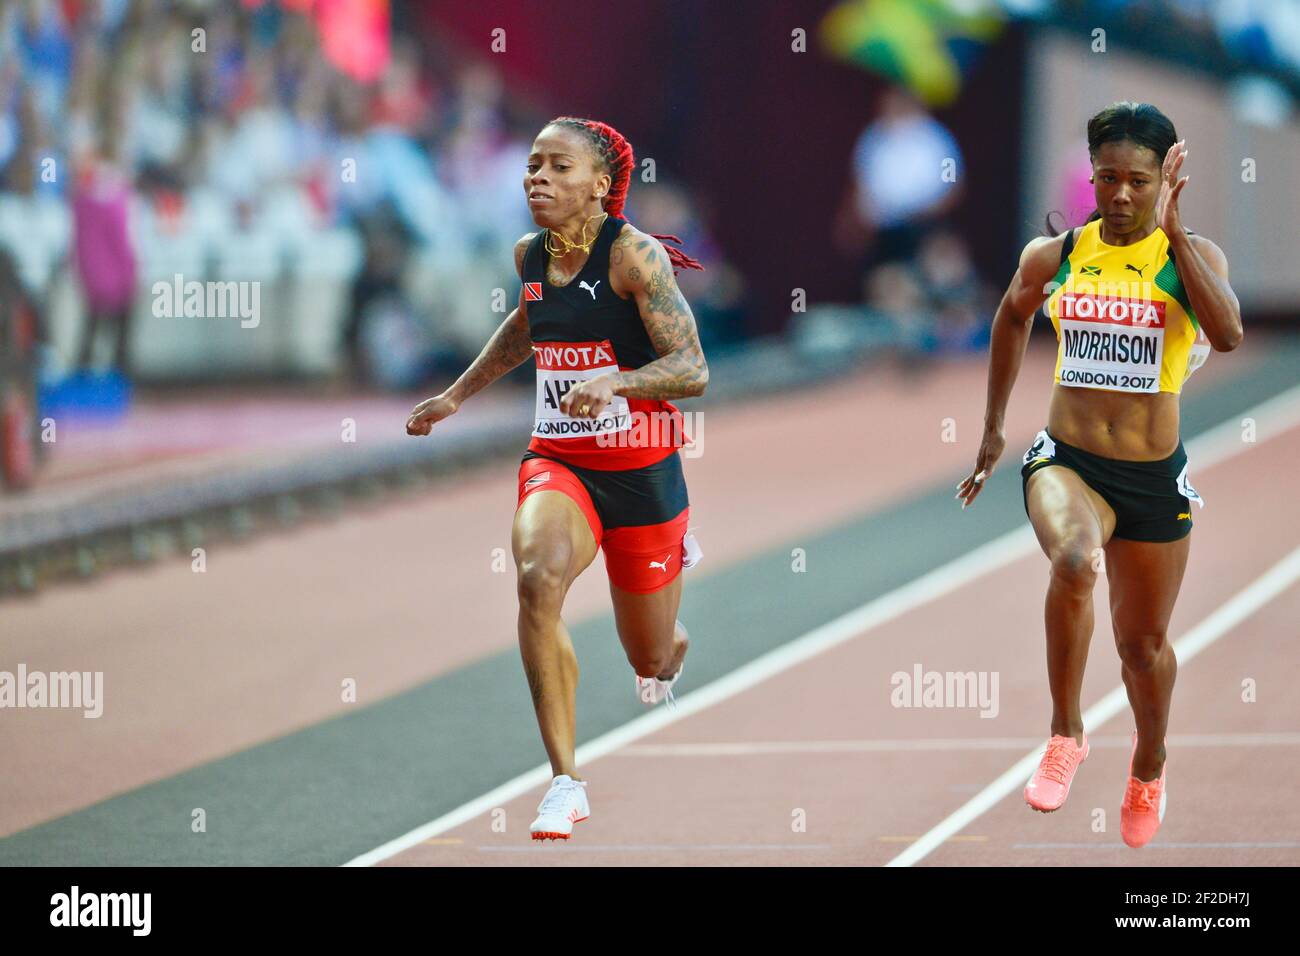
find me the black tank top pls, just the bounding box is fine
[520,215,685,470]
[522,216,659,364]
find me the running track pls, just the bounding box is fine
[1,334,1297,866]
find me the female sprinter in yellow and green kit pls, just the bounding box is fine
[957,102,1243,847]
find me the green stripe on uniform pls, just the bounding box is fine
[1155,255,1198,331]
[1052,257,1072,288]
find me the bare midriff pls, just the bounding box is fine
[1046,384,1181,460]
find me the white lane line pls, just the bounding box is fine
[1013,842,1300,850]
[885,543,1300,868]
[344,525,1036,867]
[475,843,832,853]
[1179,379,1300,470]
[615,732,1300,757]
[345,385,1300,867]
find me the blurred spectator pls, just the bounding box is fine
[866,261,929,353]
[0,246,43,491]
[12,0,75,124]
[914,228,994,353]
[860,228,992,359]
[815,86,982,368]
[796,224,992,368]
[836,85,964,272]
[633,178,748,351]
[0,0,731,393]
[72,141,136,374]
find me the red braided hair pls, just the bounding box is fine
[546,116,704,274]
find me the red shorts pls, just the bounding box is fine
[516,452,690,593]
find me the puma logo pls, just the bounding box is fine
[1178,512,1191,520]
[648,556,670,572]
[1124,263,1148,278]
[579,280,601,300]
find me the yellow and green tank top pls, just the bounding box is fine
[1043,219,1211,394]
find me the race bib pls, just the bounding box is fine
[1057,291,1165,393]
[1183,322,1211,385]
[1023,429,1057,466]
[1176,462,1205,509]
[532,339,631,440]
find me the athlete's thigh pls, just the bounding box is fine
[598,453,690,655]
[512,490,599,588]
[1026,465,1117,560]
[1104,534,1190,638]
[609,573,682,657]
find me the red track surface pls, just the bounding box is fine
[380,405,1300,866]
[3,338,1291,867]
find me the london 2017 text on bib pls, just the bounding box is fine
[532,339,632,439]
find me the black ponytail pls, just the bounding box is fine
[1044,208,1101,238]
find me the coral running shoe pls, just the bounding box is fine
[1120,732,1167,848]
[1024,733,1090,812]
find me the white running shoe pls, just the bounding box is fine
[635,620,687,708]
[635,662,684,709]
[635,619,689,709]
[529,774,589,841]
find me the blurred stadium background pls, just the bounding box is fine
[2,0,1300,871]
[0,0,1296,592]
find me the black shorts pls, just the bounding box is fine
[517,450,692,593]
[1020,428,1204,543]
[520,449,688,529]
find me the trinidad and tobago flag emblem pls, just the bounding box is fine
[524,282,543,301]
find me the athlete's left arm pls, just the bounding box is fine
[1171,231,1243,352]
[608,229,710,400]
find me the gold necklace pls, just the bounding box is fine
[545,212,608,258]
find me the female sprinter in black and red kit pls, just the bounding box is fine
[406,117,707,841]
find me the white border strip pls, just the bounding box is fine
[346,382,1300,867]
[615,731,1300,757]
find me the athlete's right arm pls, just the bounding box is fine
[406,234,537,437]
[955,232,1063,508]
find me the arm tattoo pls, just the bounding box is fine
[453,309,534,402]
[609,229,637,269]
[616,246,709,401]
